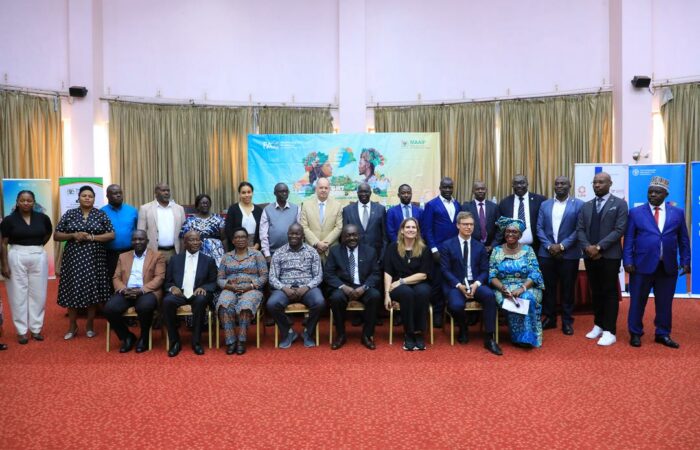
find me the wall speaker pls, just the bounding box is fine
[69,86,88,98]
[630,76,651,88]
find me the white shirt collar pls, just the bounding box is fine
[275,202,290,210]
[649,202,665,211]
[133,250,147,260]
[186,251,199,258]
[440,195,453,204]
[156,201,173,209]
[554,196,569,204]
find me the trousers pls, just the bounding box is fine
[6,245,48,335]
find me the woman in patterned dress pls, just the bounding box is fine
[54,186,114,340]
[217,227,268,355]
[489,217,544,348]
[179,194,225,267]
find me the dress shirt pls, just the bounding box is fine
[101,203,138,251]
[357,201,371,228]
[441,196,456,222]
[126,250,147,288]
[347,246,360,285]
[182,251,199,298]
[649,202,665,258]
[156,202,175,247]
[512,193,533,245]
[402,203,412,219]
[551,197,568,243]
[458,235,474,283]
[318,200,326,223]
[595,192,611,212]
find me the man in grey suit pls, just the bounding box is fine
[536,176,584,335]
[342,183,388,263]
[576,172,628,346]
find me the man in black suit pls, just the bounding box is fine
[462,181,500,253]
[577,171,628,347]
[324,224,382,350]
[497,175,546,252]
[342,182,388,262]
[162,230,218,357]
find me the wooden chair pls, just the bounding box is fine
[445,301,499,345]
[388,301,434,345]
[163,304,213,349]
[105,306,154,352]
[273,302,320,347]
[215,308,264,349]
[329,300,365,343]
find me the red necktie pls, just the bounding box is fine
[654,207,660,226]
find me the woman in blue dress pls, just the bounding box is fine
[489,217,544,348]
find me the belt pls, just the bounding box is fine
[158,246,175,251]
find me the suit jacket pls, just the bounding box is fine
[386,203,423,243]
[299,197,343,255]
[438,236,489,295]
[224,202,263,247]
[497,192,546,251]
[623,203,690,275]
[421,196,461,250]
[164,251,218,295]
[576,194,628,260]
[536,197,584,259]
[113,250,167,301]
[342,201,387,261]
[323,244,381,292]
[461,199,500,246]
[137,200,186,253]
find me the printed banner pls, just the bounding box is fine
[59,177,104,216]
[629,164,687,294]
[574,163,629,202]
[691,162,700,294]
[247,133,441,206]
[2,179,56,277]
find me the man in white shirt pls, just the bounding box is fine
[137,183,186,262]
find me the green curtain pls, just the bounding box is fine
[109,102,253,213]
[258,107,333,134]
[0,90,63,220]
[499,92,612,198]
[375,102,497,202]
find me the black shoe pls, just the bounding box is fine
[135,336,147,353]
[351,315,363,327]
[484,338,503,356]
[562,323,574,335]
[167,341,181,357]
[31,333,45,341]
[226,344,236,355]
[0,343,7,350]
[17,334,29,345]
[630,333,641,347]
[655,335,679,349]
[457,328,469,344]
[235,341,246,355]
[414,334,426,351]
[192,344,205,355]
[402,334,415,351]
[331,334,347,350]
[433,315,444,329]
[361,335,376,350]
[119,333,136,353]
[541,317,557,330]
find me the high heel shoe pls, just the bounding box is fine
[64,328,78,340]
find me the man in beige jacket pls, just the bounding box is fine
[137,183,186,262]
[300,177,343,261]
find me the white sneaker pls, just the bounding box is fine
[597,331,617,346]
[585,325,603,339]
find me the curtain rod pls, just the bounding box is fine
[367,86,612,108]
[0,84,69,98]
[100,94,338,109]
[652,75,700,87]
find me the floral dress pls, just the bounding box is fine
[180,214,225,266]
[489,245,544,347]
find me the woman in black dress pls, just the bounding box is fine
[54,186,114,339]
[224,182,263,251]
[383,217,432,351]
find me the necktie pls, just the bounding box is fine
[361,204,369,230]
[478,202,487,242]
[463,240,470,280]
[319,202,325,223]
[403,205,411,219]
[596,197,603,213]
[517,196,525,222]
[348,249,356,283]
[183,254,196,298]
[654,206,660,226]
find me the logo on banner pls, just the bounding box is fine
[632,168,640,176]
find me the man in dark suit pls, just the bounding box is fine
[623,176,690,349]
[104,230,166,353]
[577,171,628,347]
[536,176,584,335]
[421,177,461,327]
[439,212,502,355]
[324,224,382,350]
[462,181,500,253]
[342,182,387,262]
[162,230,218,357]
[497,175,546,252]
[386,184,423,243]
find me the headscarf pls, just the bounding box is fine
[496,216,526,233]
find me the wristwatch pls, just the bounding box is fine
[559,243,565,251]
[595,245,601,251]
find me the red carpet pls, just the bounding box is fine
[1,280,699,449]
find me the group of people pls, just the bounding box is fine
[0,171,690,356]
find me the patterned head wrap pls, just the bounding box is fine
[496,216,526,233]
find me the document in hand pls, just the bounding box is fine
[501,298,530,315]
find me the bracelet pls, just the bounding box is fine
[399,278,405,285]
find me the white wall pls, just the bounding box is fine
[652,0,700,82]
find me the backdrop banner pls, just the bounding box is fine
[247,133,441,206]
[2,178,56,277]
[629,163,687,294]
[59,177,104,215]
[691,162,700,294]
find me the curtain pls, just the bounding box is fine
[258,107,333,134]
[499,92,612,199]
[109,102,253,213]
[374,102,497,202]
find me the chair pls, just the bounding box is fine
[105,307,154,352]
[445,301,499,345]
[215,307,264,349]
[273,302,320,347]
[388,301,434,345]
[329,300,365,343]
[163,304,214,349]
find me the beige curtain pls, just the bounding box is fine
[109,102,253,213]
[0,90,63,220]
[258,107,333,134]
[499,92,612,199]
[375,102,497,202]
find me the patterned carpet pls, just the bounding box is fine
[1,281,699,449]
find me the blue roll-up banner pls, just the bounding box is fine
[628,164,687,294]
[691,162,700,295]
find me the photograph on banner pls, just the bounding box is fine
[691,162,700,295]
[59,177,104,216]
[629,164,688,294]
[247,133,441,206]
[2,178,56,277]
[574,163,629,202]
